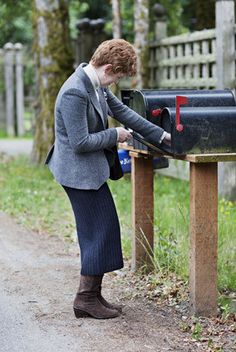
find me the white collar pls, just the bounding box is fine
[83,63,100,90]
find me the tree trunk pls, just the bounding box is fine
[109,0,122,128]
[31,0,74,164]
[112,0,122,39]
[133,0,149,89]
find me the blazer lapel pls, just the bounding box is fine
[88,90,106,128]
[98,88,108,127]
[75,64,106,129]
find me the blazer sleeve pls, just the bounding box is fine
[105,88,165,145]
[60,88,118,153]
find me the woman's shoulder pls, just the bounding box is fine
[60,72,87,96]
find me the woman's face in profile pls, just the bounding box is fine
[100,66,126,87]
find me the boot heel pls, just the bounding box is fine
[73,307,89,318]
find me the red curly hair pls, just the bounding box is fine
[90,39,137,76]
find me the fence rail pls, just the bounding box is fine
[149,29,217,89]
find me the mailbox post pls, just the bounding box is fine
[120,142,236,317]
[120,87,236,316]
[189,161,218,316]
[130,151,154,271]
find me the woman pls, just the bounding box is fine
[45,39,171,319]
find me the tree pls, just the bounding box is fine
[134,0,149,88]
[31,0,74,164]
[111,0,121,39]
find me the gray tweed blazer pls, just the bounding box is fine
[45,63,164,190]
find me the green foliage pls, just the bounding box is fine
[69,1,89,39]
[191,319,203,341]
[218,198,236,291]
[120,0,134,41]
[69,0,112,39]
[76,0,110,19]
[218,295,236,320]
[0,154,75,238]
[111,173,236,291]
[0,0,217,51]
[0,0,33,46]
[153,0,188,36]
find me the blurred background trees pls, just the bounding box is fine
[0,0,33,47]
[0,0,220,49]
[0,0,222,163]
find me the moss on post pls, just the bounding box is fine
[31,0,74,164]
[134,0,149,89]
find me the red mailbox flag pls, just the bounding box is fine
[176,96,188,132]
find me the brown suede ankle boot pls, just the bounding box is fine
[97,275,122,313]
[73,275,120,319]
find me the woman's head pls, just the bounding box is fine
[90,39,137,77]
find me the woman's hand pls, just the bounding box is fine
[163,132,171,146]
[116,127,132,143]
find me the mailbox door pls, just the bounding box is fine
[161,106,236,155]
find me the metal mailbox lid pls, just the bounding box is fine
[122,88,236,126]
[161,106,236,155]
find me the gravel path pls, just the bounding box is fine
[0,211,203,352]
[0,139,33,156]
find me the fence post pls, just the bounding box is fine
[76,18,92,65]
[4,42,15,136]
[15,43,24,136]
[216,0,236,200]
[216,0,235,89]
[0,49,5,131]
[153,3,167,41]
[76,18,107,65]
[90,19,106,52]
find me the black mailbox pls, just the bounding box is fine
[161,106,236,155]
[121,89,236,155]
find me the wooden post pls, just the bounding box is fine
[76,19,93,65]
[215,0,235,89]
[131,152,154,271]
[189,162,218,317]
[112,0,121,39]
[134,0,149,89]
[153,3,167,41]
[4,42,15,136]
[15,43,24,136]
[0,49,5,131]
[216,0,236,200]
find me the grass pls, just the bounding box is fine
[0,154,235,293]
[0,154,75,238]
[0,129,33,139]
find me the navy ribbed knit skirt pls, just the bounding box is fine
[63,183,124,275]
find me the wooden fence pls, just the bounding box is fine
[0,44,36,137]
[149,1,235,92]
[149,29,217,89]
[0,43,24,136]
